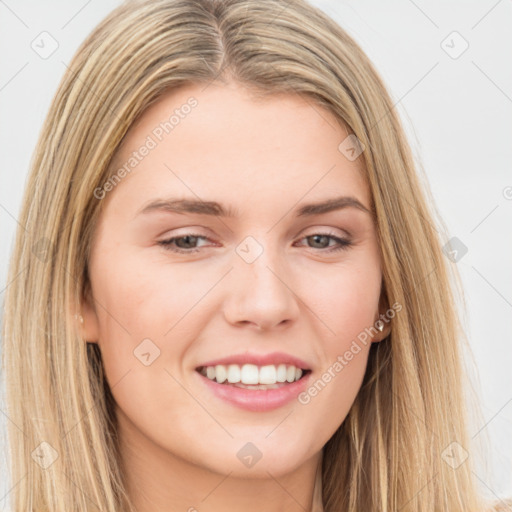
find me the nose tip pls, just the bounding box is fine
[223,253,300,331]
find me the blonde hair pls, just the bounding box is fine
[1,0,508,510]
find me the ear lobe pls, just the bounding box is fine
[372,288,392,343]
[80,282,100,343]
[372,319,391,343]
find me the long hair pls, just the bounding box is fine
[1,0,506,510]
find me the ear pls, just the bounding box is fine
[372,317,391,343]
[372,288,392,343]
[80,280,100,343]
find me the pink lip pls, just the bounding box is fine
[196,351,311,370]
[195,370,313,412]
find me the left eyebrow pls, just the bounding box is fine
[137,198,239,218]
[136,195,372,218]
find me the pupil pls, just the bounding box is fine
[310,235,328,248]
[177,235,197,248]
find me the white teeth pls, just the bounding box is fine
[215,365,227,384]
[227,364,241,383]
[259,365,277,384]
[240,364,259,384]
[200,363,306,385]
[276,364,287,382]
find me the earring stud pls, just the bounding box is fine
[74,314,84,324]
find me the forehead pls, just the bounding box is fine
[105,81,370,214]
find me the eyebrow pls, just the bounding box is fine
[137,195,372,218]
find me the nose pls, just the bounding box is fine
[222,243,300,331]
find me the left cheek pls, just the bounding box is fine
[320,267,380,339]
[107,262,179,333]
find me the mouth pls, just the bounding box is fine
[195,363,312,390]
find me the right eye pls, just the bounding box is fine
[158,234,211,253]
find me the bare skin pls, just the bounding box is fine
[81,80,389,512]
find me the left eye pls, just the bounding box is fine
[294,233,352,252]
[158,232,352,254]
[158,234,209,253]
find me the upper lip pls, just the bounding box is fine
[196,352,311,370]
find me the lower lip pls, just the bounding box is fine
[196,371,312,412]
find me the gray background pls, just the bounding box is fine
[0,0,511,508]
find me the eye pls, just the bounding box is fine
[294,232,352,253]
[158,231,352,254]
[158,234,210,253]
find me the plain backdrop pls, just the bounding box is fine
[0,0,511,508]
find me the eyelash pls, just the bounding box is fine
[158,232,352,254]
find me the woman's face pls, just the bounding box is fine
[83,81,384,480]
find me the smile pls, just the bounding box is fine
[195,364,312,412]
[197,363,309,387]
